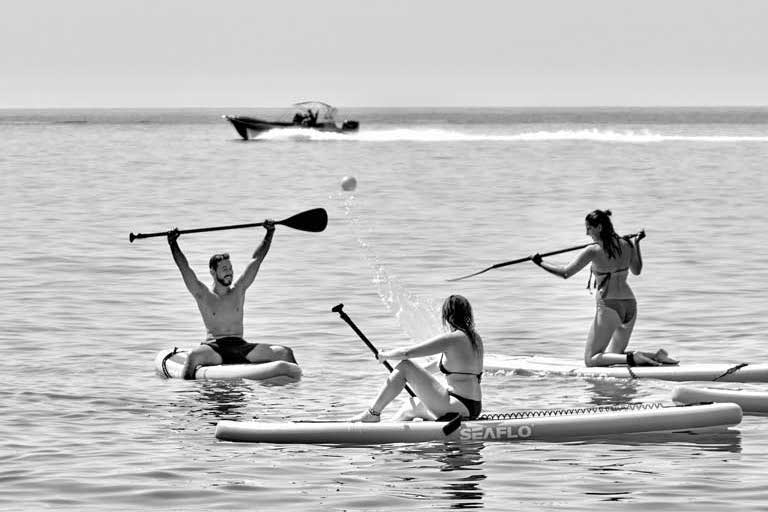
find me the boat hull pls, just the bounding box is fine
[215,402,742,444]
[223,115,359,140]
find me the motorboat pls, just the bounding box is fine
[223,101,359,140]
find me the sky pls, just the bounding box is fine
[2,0,767,108]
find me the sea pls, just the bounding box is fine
[2,107,768,510]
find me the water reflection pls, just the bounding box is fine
[568,429,743,453]
[399,442,487,509]
[442,475,486,509]
[583,378,639,406]
[191,381,250,421]
[440,444,486,509]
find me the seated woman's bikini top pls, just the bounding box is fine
[439,354,482,382]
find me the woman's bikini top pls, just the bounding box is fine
[587,266,629,295]
[439,354,482,382]
[588,239,634,295]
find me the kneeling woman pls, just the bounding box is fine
[351,295,483,422]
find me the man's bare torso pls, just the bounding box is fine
[195,286,246,340]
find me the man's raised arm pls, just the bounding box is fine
[236,220,275,290]
[168,229,205,298]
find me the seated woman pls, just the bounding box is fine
[351,295,483,422]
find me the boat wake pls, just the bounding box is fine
[260,127,768,143]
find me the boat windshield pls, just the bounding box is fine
[293,101,338,123]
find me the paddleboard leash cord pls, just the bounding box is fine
[161,347,179,378]
[479,402,665,420]
[713,362,749,381]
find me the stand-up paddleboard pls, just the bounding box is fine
[485,354,768,382]
[154,347,302,382]
[215,402,741,444]
[672,385,768,414]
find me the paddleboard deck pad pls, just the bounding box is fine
[215,402,741,444]
[672,385,768,414]
[154,347,302,382]
[485,354,768,382]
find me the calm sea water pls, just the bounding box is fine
[2,107,768,510]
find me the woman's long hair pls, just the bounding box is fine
[585,209,623,259]
[442,295,481,351]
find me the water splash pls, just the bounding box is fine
[338,192,442,342]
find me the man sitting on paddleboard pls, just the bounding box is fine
[167,221,297,379]
[351,295,483,422]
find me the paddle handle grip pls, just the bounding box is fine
[332,304,416,398]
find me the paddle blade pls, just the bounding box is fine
[278,208,328,232]
[446,267,492,282]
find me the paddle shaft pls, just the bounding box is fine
[134,220,271,241]
[129,208,327,242]
[332,304,416,398]
[448,231,643,281]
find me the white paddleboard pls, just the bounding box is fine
[154,347,302,382]
[485,354,768,382]
[672,385,768,414]
[215,402,741,444]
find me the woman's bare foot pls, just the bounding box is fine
[653,349,679,365]
[350,408,381,423]
[632,351,662,366]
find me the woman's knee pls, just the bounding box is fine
[385,361,415,384]
[394,360,418,373]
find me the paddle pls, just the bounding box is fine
[331,303,416,398]
[129,208,328,243]
[332,303,465,433]
[447,231,644,282]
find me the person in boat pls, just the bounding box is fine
[292,112,305,125]
[351,294,483,422]
[531,209,677,367]
[301,109,318,127]
[167,221,297,379]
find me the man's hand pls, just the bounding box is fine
[167,228,180,245]
[251,220,276,260]
[531,253,543,266]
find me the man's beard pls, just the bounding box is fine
[216,275,232,286]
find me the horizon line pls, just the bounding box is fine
[2,104,768,110]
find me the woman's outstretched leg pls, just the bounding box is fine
[351,360,451,422]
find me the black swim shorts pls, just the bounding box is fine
[204,337,258,364]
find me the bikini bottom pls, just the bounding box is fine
[448,390,482,420]
[597,298,637,324]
